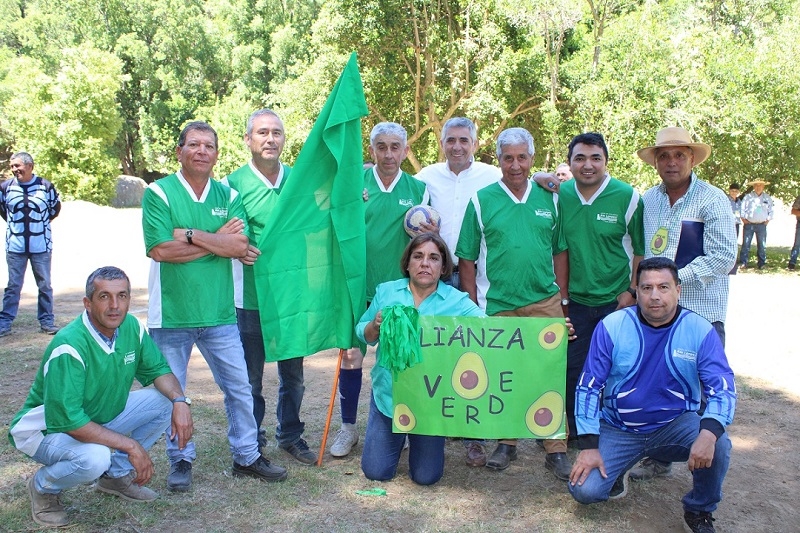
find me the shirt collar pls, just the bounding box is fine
[82,310,118,349]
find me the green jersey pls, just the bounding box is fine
[364,168,429,301]
[456,180,566,315]
[9,312,171,456]
[559,176,644,306]
[142,172,247,328]
[222,162,290,310]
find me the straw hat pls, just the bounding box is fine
[749,179,769,186]
[636,127,711,167]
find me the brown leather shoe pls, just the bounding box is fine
[28,476,68,527]
[465,442,487,467]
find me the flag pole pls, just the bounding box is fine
[317,348,345,466]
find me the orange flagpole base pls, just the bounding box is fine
[317,348,345,467]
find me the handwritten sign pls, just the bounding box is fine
[391,316,567,439]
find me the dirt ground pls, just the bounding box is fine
[1,201,799,532]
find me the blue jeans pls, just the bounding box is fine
[236,308,267,433]
[30,389,171,494]
[361,394,445,485]
[566,301,619,436]
[276,356,306,446]
[739,222,767,267]
[569,412,731,513]
[150,325,260,466]
[1,251,54,328]
[789,221,800,266]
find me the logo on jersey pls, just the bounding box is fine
[597,213,618,224]
[124,352,136,365]
[399,198,414,207]
[672,348,696,363]
[535,209,553,219]
[211,207,228,217]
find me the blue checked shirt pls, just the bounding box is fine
[643,174,736,324]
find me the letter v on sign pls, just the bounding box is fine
[424,375,442,398]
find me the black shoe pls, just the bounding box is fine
[684,511,716,533]
[544,452,572,481]
[609,470,630,500]
[233,455,288,482]
[167,460,192,492]
[486,444,517,470]
[279,438,317,464]
[788,263,796,271]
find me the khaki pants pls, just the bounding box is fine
[494,293,567,454]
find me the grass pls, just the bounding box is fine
[736,244,797,274]
[1,266,797,532]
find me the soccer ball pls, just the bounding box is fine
[403,205,441,237]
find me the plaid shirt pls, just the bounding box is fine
[643,174,736,324]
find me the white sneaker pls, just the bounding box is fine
[330,425,359,457]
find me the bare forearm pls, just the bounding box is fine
[189,230,249,258]
[458,259,478,304]
[153,373,185,401]
[68,422,138,455]
[554,251,569,299]
[149,241,210,263]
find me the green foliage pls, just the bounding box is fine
[0,45,123,204]
[0,0,799,202]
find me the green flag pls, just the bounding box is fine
[255,53,368,361]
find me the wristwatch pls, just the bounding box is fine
[172,396,192,406]
[185,228,194,245]
[626,287,637,299]
[560,298,570,306]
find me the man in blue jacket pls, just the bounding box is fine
[569,257,736,533]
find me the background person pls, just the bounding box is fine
[0,152,61,337]
[555,162,573,182]
[357,233,484,485]
[788,194,800,270]
[738,179,773,269]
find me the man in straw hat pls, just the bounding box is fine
[738,178,773,269]
[629,127,736,484]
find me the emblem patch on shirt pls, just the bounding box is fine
[399,198,414,207]
[211,207,228,217]
[123,352,136,365]
[596,213,618,224]
[672,349,696,362]
[534,209,553,219]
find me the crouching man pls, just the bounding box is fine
[8,266,193,527]
[569,257,736,533]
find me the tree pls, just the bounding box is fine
[0,45,123,203]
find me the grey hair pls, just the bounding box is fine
[178,121,218,150]
[85,266,130,299]
[246,108,283,136]
[370,122,407,147]
[496,128,535,159]
[441,117,478,143]
[11,152,34,166]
